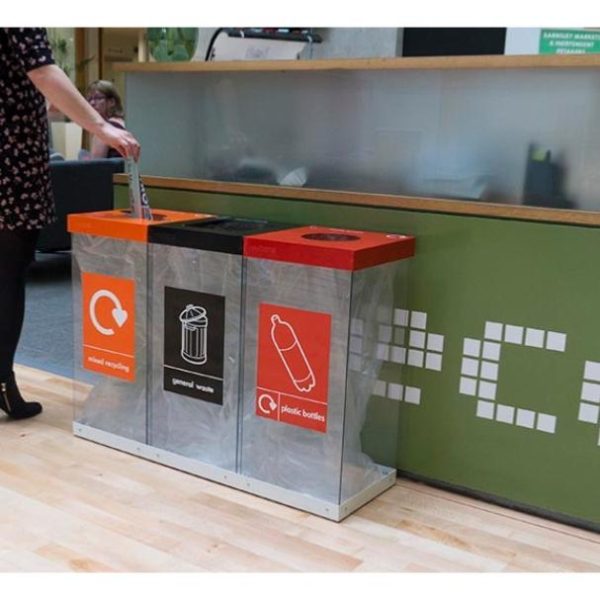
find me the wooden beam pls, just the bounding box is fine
[98,27,104,80]
[74,28,86,91]
[113,174,600,227]
[114,54,600,73]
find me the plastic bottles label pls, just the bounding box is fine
[256,303,331,433]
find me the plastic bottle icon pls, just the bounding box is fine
[179,305,208,365]
[270,314,316,393]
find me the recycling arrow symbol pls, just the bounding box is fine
[258,393,278,415]
[89,289,128,336]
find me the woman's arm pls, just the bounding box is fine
[90,133,111,159]
[27,64,140,160]
[91,117,127,158]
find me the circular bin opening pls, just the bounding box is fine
[119,209,167,221]
[183,218,267,232]
[302,233,360,242]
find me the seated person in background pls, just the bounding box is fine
[86,80,127,159]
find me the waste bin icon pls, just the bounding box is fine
[240,225,415,520]
[147,217,292,473]
[179,304,208,365]
[68,208,212,446]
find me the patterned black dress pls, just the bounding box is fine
[0,28,55,231]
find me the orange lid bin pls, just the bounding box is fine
[67,209,214,243]
[243,225,416,271]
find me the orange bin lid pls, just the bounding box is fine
[67,209,214,243]
[244,225,415,271]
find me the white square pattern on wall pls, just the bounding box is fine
[458,320,565,435]
[580,361,600,442]
[373,313,582,439]
[372,309,446,407]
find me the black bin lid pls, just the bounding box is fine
[148,217,293,254]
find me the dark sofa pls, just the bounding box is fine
[36,158,125,252]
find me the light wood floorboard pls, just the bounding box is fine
[0,365,599,572]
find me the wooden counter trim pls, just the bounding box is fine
[115,54,600,73]
[113,174,600,227]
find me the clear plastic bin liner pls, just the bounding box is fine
[240,259,400,504]
[148,244,242,470]
[341,263,398,501]
[72,234,148,442]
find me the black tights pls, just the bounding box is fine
[0,229,39,381]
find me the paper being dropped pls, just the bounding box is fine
[126,157,152,220]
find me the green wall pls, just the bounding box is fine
[117,185,600,528]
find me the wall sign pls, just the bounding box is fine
[82,272,136,381]
[539,29,600,55]
[256,303,331,433]
[163,286,225,405]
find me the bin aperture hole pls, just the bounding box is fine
[302,233,360,242]
[116,209,167,221]
[181,218,267,232]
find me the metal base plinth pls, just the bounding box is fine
[73,422,396,521]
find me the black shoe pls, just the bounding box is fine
[0,372,42,420]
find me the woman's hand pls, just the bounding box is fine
[92,121,141,161]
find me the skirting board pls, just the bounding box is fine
[73,422,396,522]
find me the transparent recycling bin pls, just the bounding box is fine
[68,208,211,446]
[241,225,416,520]
[147,217,291,473]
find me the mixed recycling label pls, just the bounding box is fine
[82,272,136,381]
[256,303,332,433]
[163,286,225,405]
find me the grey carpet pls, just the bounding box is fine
[16,251,73,378]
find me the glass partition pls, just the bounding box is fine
[126,67,600,211]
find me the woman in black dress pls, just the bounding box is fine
[0,28,140,419]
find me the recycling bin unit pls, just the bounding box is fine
[68,208,211,449]
[240,225,415,520]
[146,217,291,479]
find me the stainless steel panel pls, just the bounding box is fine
[241,258,351,504]
[148,245,242,470]
[72,234,148,442]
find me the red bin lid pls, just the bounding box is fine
[243,225,415,271]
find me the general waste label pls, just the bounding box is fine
[256,303,331,433]
[82,272,136,381]
[163,286,225,405]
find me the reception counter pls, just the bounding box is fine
[112,55,600,530]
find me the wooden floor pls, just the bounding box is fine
[1,365,600,572]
